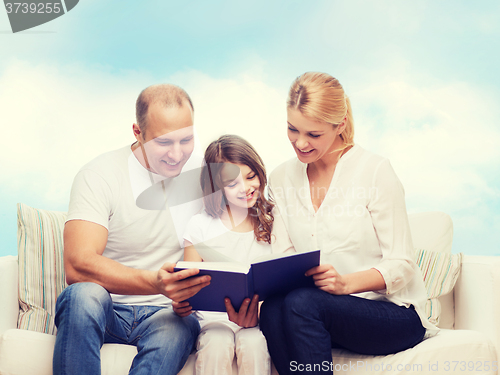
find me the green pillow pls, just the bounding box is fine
[17,203,67,335]
[415,248,463,326]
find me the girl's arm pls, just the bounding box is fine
[183,240,203,262]
[172,240,203,317]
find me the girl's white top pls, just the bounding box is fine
[184,210,271,329]
[269,144,438,337]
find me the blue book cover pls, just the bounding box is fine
[174,250,320,312]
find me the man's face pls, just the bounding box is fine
[136,103,195,178]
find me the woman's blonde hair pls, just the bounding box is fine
[287,72,354,148]
[201,135,274,244]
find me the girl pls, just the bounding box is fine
[173,134,274,375]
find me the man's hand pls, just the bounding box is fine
[155,262,211,302]
[225,294,259,328]
[172,301,194,317]
[305,264,348,295]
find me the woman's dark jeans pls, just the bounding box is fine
[260,288,425,375]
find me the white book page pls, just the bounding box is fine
[251,250,319,264]
[176,261,250,274]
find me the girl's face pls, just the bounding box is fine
[287,107,343,164]
[221,163,260,209]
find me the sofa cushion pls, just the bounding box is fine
[17,203,67,334]
[408,211,454,254]
[4,328,495,375]
[0,328,142,375]
[0,328,238,375]
[0,255,19,334]
[407,211,460,327]
[330,329,497,375]
[415,249,463,326]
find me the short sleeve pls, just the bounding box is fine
[183,214,205,245]
[66,169,114,230]
[368,159,416,295]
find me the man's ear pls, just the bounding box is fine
[132,123,143,143]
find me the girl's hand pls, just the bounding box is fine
[305,264,349,295]
[225,294,259,328]
[172,300,194,317]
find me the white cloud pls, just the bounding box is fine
[0,61,296,209]
[350,72,500,255]
[169,69,295,174]
[0,60,148,206]
[353,78,500,209]
[1,59,499,255]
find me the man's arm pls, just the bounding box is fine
[64,220,210,302]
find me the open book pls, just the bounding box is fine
[174,250,321,312]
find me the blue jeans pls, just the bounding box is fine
[260,288,425,375]
[53,282,200,375]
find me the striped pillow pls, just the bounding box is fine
[415,248,463,326]
[17,203,67,335]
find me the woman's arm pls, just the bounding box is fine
[305,158,417,296]
[367,159,416,295]
[306,265,386,295]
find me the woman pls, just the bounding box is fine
[259,72,437,375]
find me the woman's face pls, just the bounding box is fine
[287,107,342,164]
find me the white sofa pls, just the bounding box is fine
[0,211,499,375]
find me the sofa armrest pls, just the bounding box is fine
[0,256,19,335]
[454,255,500,350]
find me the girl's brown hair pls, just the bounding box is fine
[288,72,354,149]
[201,135,274,244]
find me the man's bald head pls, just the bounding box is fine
[135,84,194,137]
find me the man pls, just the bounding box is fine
[53,84,210,375]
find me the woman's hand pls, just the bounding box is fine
[172,300,194,317]
[225,294,259,328]
[306,264,349,295]
[306,266,387,295]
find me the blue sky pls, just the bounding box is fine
[1,0,499,257]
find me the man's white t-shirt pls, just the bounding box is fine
[67,144,202,306]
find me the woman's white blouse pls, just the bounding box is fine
[270,144,437,335]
